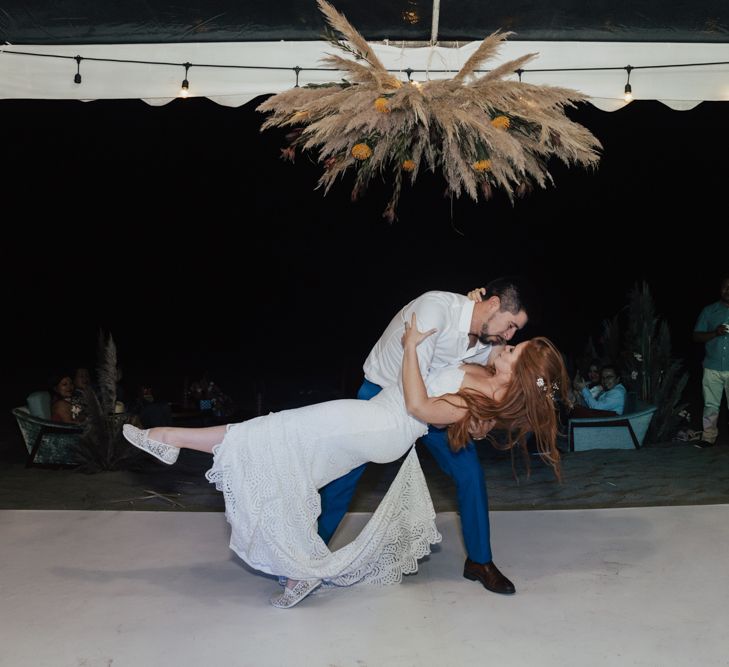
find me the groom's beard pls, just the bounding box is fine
[478,333,506,346]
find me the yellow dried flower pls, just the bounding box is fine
[351,143,372,160]
[374,97,391,113]
[402,159,416,172]
[472,159,492,172]
[291,110,309,122]
[491,115,510,130]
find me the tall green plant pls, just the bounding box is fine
[621,283,688,443]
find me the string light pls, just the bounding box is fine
[624,65,633,102]
[180,62,191,98]
[0,47,727,95]
[74,55,82,84]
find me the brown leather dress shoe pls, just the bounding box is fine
[463,558,516,594]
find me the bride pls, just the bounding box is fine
[124,314,568,608]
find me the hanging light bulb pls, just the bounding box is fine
[74,55,82,84]
[180,62,191,98]
[624,65,633,102]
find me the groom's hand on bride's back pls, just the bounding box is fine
[469,418,496,441]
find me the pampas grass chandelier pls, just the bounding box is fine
[258,0,602,221]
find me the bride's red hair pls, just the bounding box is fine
[447,337,570,478]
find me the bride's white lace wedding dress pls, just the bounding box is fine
[205,366,465,586]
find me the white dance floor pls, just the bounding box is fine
[1,506,728,666]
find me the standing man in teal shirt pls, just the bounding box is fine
[693,276,729,447]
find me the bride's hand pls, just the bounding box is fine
[401,313,437,349]
[467,287,486,302]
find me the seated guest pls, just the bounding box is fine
[584,360,604,399]
[572,359,603,406]
[187,372,235,418]
[49,372,83,423]
[130,383,172,428]
[573,364,627,416]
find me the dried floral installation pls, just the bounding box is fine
[257,0,602,221]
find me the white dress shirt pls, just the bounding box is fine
[363,291,492,389]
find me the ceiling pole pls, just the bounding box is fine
[430,0,440,44]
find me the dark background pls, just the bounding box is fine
[2,0,727,42]
[2,96,727,417]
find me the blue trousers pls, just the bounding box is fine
[317,379,493,563]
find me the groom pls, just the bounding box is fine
[318,277,531,594]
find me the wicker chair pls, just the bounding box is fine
[11,391,84,466]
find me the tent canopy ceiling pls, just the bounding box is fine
[2,0,728,44]
[0,2,727,107]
